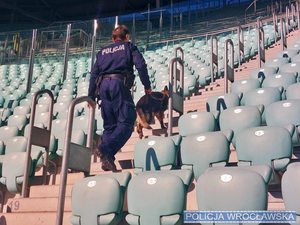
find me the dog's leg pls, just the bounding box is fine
[136,122,144,139]
[155,111,167,129]
[136,108,152,129]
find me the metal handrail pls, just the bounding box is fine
[257,18,265,68]
[245,0,258,21]
[281,18,287,50]
[55,96,95,225]
[175,46,184,61]
[237,26,244,66]
[224,39,234,94]
[273,12,279,43]
[210,35,218,83]
[168,57,184,137]
[26,29,37,94]
[21,89,54,197]
[90,20,97,72]
[62,24,71,81]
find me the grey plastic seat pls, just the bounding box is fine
[13,105,30,116]
[236,126,293,183]
[231,79,261,105]
[265,57,289,71]
[134,136,176,173]
[0,126,19,154]
[174,111,219,147]
[219,105,263,147]
[0,152,32,193]
[206,93,240,113]
[126,171,186,225]
[279,62,300,77]
[262,73,297,99]
[249,67,277,81]
[181,131,232,180]
[265,100,300,144]
[282,162,300,224]
[286,83,300,100]
[7,114,28,134]
[196,167,267,225]
[71,172,131,225]
[243,87,282,124]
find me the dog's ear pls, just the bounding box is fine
[164,85,168,91]
[162,85,169,96]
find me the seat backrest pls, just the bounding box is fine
[262,73,296,97]
[13,105,30,115]
[0,126,18,143]
[7,115,27,131]
[71,175,122,225]
[181,131,230,180]
[196,167,267,210]
[236,126,292,170]
[206,93,240,113]
[265,100,300,144]
[282,162,300,215]
[5,136,27,154]
[219,105,262,146]
[127,172,185,225]
[134,136,176,173]
[178,111,218,137]
[231,79,261,104]
[286,83,300,100]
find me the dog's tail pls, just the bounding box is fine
[136,107,152,129]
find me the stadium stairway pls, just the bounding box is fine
[1,29,300,225]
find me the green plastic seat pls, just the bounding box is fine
[206,93,240,113]
[0,126,18,155]
[71,172,131,225]
[231,79,261,105]
[13,105,31,116]
[236,126,293,183]
[196,167,267,225]
[7,114,28,134]
[219,105,263,147]
[181,131,232,180]
[286,83,300,100]
[243,87,282,124]
[265,100,300,144]
[249,67,277,81]
[265,57,289,71]
[0,152,32,193]
[282,162,300,224]
[262,73,297,99]
[134,136,176,173]
[126,172,186,225]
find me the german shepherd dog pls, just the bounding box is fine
[136,86,169,139]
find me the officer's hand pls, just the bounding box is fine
[87,101,97,109]
[145,88,152,95]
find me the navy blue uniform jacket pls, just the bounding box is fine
[88,40,151,100]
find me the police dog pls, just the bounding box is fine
[136,86,169,139]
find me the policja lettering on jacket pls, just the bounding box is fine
[102,44,125,55]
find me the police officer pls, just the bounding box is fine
[88,25,152,171]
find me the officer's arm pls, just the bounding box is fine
[88,52,101,100]
[131,44,151,90]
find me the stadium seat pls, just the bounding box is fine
[264,57,289,71]
[7,114,28,134]
[174,111,219,146]
[231,79,261,105]
[126,171,186,225]
[282,162,300,224]
[206,93,240,112]
[13,105,30,116]
[196,167,267,220]
[235,126,293,183]
[249,67,277,81]
[279,62,300,77]
[243,87,282,124]
[71,172,131,225]
[219,105,263,147]
[262,73,297,99]
[0,126,18,154]
[0,152,32,193]
[286,83,300,100]
[181,131,232,180]
[265,100,300,144]
[134,136,176,173]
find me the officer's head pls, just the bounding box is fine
[112,25,129,42]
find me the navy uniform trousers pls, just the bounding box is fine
[98,77,136,160]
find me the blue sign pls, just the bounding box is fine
[184,211,296,223]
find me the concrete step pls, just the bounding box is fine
[1,212,72,225]
[3,196,71,213]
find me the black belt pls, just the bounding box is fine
[103,74,125,80]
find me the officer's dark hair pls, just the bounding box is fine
[112,25,129,41]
